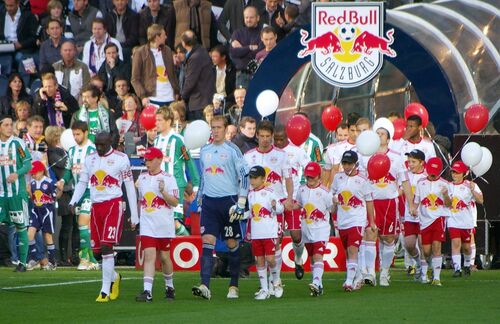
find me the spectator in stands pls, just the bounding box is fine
[97,43,131,95]
[232,116,257,153]
[65,0,103,52]
[225,123,237,141]
[212,93,225,115]
[138,127,158,148]
[0,0,39,86]
[105,0,140,60]
[14,100,31,121]
[39,18,66,71]
[138,0,175,49]
[132,24,179,107]
[211,44,236,108]
[72,83,119,146]
[230,6,263,88]
[82,18,123,76]
[13,119,28,137]
[38,0,66,42]
[387,111,402,122]
[259,0,285,41]
[255,26,277,63]
[170,100,187,135]
[116,94,145,150]
[226,87,245,126]
[173,44,187,91]
[180,30,215,121]
[173,0,215,50]
[283,3,299,35]
[25,115,49,164]
[33,73,79,128]
[89,75,110,109]
[0,73,32,118]
[53,40,91,99]
[203,104,214,125]
[107,76,131,119]
[217,0,265,43]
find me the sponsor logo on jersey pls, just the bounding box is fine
[421,193,444,211]
[33,189,54,206]
[252,203,272,221]
[374,172,396,188]
[90,169,120,191]
[140,191,168,212]
[303,202,325,224]
[264,167,282,186]
[451,197,468,213]
[204,165,224,175]
[338,190,363,211]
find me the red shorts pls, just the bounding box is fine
[276,214,284,237]
[420,217,446,245]
[448,228,473,243]
[397,195,406,220]
[90,197,123,251]
[305,241,327,256]
[279,199,301,231]
[404,221,420,237]
[251,238,276,257]
[141,236,172,251]
[339,226,363,249]
[374,198,399,235]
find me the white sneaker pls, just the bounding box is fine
[363,273,376,286]
[226,286,239,299]
[268,280,275,296]
[273,280,284,298]
[42,262,56,271]
[192,284,211,300]
[420,276,430,284]
[26,260,40,271]
[86,262,100,270]
[77,259,89,271]
[254,289,270,300]
[379,269,390,287]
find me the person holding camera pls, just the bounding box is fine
[32,73,79,128]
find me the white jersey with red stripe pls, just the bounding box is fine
[138,171,179,238]
[297,183,332,242]
[244,146,291,199]
[389,139,404,153]
[414,177,451,229]
[282,142,310,199]
[248,186,283,239]
[399,138,436,162]
[82,150,133,202]
[324,139,356,170]
[448,180,482,229]
[404,170,427,223]
[332,171,373,230]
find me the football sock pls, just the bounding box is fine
[270,263,280,285]
[432,256,442,280]
[346,259,358,285]
[411,252,422,267]
[292,240,304,265]
[101,254,114,295]
[144,276,153,293]
[17,227,28,265]
[274,248,282,281]
[358,241,366,275]
[470,244,476,266]
[164,273,174,289]
[201,243,215,288]
[28,240,37,262]
[364,241,376,275]
[421,259,428,278]
[381,241,395,270]
[404,250,413,268]
[464,254,472,267]
[79,226,90,260]
[312,261,324,287]
[257,266,268,291]
[228,244,240,287]
[47,244,56,264]
[452,254,461,271]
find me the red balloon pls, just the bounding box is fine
[392,118,406,140]
[464,104,489,133]
[367,153,391,180]
[286,114,311,146]
[404,103,429,128]
[140,105,157,130]
[321,105,343,131]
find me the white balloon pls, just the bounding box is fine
[461,142,483,167]
[356,130,380,156]
[373,117,395,140]
[184,120,211,150]
[60,128,77,151]
[471,147,492,177]
[256,90,279,117]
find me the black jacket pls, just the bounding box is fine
[0,93,33,118]
[0,7,38,53]
[97,59,131,95]
[212,62,236,107]
[232,132,257,154]
[105,7,140,48]
[32,86,79,128]
[259,7,286,41]
[138,5,176,49]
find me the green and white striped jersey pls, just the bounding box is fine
[0,136,32,197]
[63,141,96,184]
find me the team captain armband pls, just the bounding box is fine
[17,146,26,158]
[181,146,190,161]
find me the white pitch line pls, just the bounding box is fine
[1,278,139,291]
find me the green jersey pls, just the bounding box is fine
[63,141,96,185]
[301,133,324,166]
[154,130,200,189]
[87,109,101,143]
[0,136,32,198]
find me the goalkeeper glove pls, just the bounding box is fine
[229,197,246,223]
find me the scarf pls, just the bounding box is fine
[76,104,111,133]
[188,0,201,41]
[46,90,65,127]
[89,35,111,74]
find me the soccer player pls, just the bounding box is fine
[297,162,332,296]
[413,157,451,286]
[244,121,293,293]
[247,165,284,300]
[27,161,63,270]
[399,115,436,162]
[403,149,427,281]
[273,126,310,279]
[192,116,249,300]
[0,115,32,272]
[135,147,179,302]
[448,161,483,277]
[69,132,138,302]
[58,121,98,270]
[154,106,200,235]
[331,151,375,291]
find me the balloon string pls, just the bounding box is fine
[449,133,472,164]
[473,175,489,184]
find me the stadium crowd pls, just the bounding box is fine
[0,0,485,302]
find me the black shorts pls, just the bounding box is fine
[200,195,242,240]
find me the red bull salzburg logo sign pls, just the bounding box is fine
[298,2,396,88]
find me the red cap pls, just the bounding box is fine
[29,160,46,175]
[143,147,163,160]
[426,157,443,176]
[451,161,468,174]
[304,162,321,177]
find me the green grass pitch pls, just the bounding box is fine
[1,267,499,323]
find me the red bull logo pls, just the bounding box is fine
[298,3,395,88]
[421,194,444,211]
[303,203,325,224]
[451,197,468,214]
[338,190,363,211]
[264,167,282,186]
[90,169,120,191]
[252,203,272,221]
[33,190,54,206]
[204,165,224,175]
[140,191,169,212]
[374,173,396,188]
